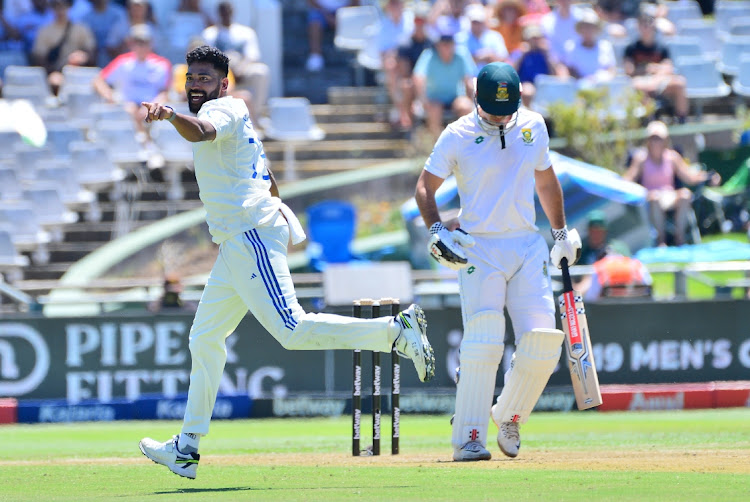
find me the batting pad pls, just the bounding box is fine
[491,329,564,425]
[452,311,504,449]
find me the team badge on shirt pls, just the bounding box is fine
[496,83,509,101]
[521,128,533,144]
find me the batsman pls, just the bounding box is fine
[415,62,582,461]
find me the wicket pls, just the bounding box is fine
[352,298,400,456]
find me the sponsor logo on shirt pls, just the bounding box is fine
[475,136,484,144]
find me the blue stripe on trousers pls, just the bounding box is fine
[244,231,296,330]
[250,229,297,327]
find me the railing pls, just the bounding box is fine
[4,261,750,315]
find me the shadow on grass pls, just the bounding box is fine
[152,485,415,495]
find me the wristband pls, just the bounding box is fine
[429,222,446,235]
[551,226,568,241]
[164,105,177,122]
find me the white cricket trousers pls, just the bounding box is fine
[182,213,395,435]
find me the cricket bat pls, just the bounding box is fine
[558,258,603,410]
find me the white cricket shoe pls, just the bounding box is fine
[453,441,492,461]
[394,304,435,382]
[139,435,200,479]
[493,413,521,458]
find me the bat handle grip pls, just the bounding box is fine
[561,257,573,293]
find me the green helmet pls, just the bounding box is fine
[475,62,521,116]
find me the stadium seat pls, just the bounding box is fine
[61,65,102,88]
[69,141,127,189]
[0,50,28,81]
[591,75,642,120]
[13,145,57,183]
[666,36,705,66]
[150,120,194,200]
[0,202,51,263]
[676,58,731,116]
[665,0,703,26]
[716,1,750,38]
[45,123,86,159]
[531,74,578,117]
[306,200,358,271]
[716,36,750,76]
[3,65,48,90]
[730,16,750,37]
[334,5,381,53]
[732,55,750,97]
[0,225,30,281]
[22,187,79,236]
[676,20,720,60]
[259,97,325,181]
[34,165,100,221]
[0,168,24,201]
[0,131,24,152]
[1,84,51,108]
[93,120,146,165]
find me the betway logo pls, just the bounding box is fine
[629,392,685,411]
[564,292,582,346]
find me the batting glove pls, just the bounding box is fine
[427,222,476,271]
[549,226,582,268]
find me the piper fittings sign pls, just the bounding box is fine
[0,314,327,402]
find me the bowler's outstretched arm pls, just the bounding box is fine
[141,101,217,142]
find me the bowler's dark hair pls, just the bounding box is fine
[186,45,229,77]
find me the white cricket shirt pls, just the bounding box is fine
[193,96,280,244]
[424,108,552,235]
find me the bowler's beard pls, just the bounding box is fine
[188,84,221,113]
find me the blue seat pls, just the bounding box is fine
[306,200,357,270]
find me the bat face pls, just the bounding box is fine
[559,284,602,410]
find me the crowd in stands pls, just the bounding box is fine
[0,0,748,287]
[346,0,713,135]
[0,0,269,119]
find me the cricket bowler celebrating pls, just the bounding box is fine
[415,62,581,461]
[138,46,435,479]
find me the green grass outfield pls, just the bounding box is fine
[0,409,748,501]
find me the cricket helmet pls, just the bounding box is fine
[475,62,521,116]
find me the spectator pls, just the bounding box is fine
[391,1,432,130]
[412,27,476,142]
[541,0,583,63]
[125,0,157,36]
[0,11,23,51]
[514,23,567,108]
[31,0,95,94]
[165,0,211,62]
[584,252,653,301]
[561,8,616,83]
[578,209,631,265]
[92,24,171,140]
[427,0,469,39]
[82,0,129,67]
[148,274,197,312]
[202,1,269,122]
[456,2,508,71]
[305,0,356,72]
[378,0,416,127]
[11,0,52,55]
[491,0,525,62]
[520,0,550,25]
[624,11,688,123]
[623,120,719,246]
